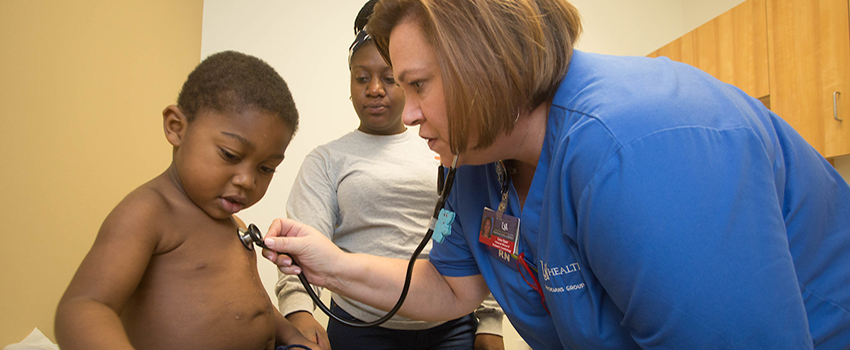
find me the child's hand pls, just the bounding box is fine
[262,218,344,289]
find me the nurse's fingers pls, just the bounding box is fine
[260,220,342,287]
[261,218,304,263]
[278,264,302,276]
[265,217,311,240]
[262,245,301,275]
[264,218,285,239]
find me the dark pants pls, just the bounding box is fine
[326,301,478,350]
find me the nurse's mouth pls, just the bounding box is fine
[427,138,437,150]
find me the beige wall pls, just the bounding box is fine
[0,0,202,344]
[680,0,745,33]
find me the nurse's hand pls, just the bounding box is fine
[262,218,343,288]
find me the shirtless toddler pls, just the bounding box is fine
[55,51,320,350]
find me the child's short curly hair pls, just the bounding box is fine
[177,51,298,134]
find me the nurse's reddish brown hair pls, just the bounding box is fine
[368,0,582,152]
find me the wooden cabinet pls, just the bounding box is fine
[648,0,768,99]
[648,0,850,158]
[767,0,850,158]
[647,32,695,67]
[693,0,769,99]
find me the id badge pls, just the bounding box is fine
[478,207,520,255]
[487,246,519,271]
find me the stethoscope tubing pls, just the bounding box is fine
[243,156,459,328]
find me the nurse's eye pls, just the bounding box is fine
[410,80,423,93]
[356,76,369,84]
[383,76,395,85]
[219,148,241,162]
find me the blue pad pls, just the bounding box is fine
[432,209,455,244]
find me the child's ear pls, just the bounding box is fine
[163,105,188,147]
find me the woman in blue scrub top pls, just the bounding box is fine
[263,0,850,348]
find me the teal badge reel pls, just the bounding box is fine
[432,208,456,243]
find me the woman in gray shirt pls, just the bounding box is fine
[275,1,504,349]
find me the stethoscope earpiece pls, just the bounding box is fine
[237,223,265,251]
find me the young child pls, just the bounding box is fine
[55,51,320,350]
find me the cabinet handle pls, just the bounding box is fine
[835,91,843,122]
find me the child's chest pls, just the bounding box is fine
[125,220,276,350]
[148,219,267,298]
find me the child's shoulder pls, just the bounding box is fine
[98,175,181,241]
[114,178,174,216]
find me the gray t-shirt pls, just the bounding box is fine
[277,129,503,333]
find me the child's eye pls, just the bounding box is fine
[356,76,369,84]
[383,77,396,85]
[260,166,276,174]
[219,148,240,162]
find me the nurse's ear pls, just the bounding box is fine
[162,105,189,147]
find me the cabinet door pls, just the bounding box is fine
[647,32,695,67]
[820,0,850,157]
[693,0,770,99]
[768,0,850,158]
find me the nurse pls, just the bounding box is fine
[264,0,850,348]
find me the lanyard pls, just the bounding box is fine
[495,160,510,215]
[495,161,549,313]
[518,252,550,314]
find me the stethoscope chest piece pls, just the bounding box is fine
[237,224,264,251]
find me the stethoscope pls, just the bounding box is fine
[237,155,459,328]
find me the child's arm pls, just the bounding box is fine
[55,196,163,350]
[274,308,324,350]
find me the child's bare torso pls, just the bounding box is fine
[120,179,276,350]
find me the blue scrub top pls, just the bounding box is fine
[429,50,850,349]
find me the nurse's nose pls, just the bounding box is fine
[402,99,423,127]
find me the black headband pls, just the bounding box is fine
[348,29,372,66]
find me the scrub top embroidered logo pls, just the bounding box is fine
[541,261,581,281]
[540,260,585,293]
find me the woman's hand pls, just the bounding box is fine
[287,334,323,350]
[262,218,344,288]
[474,334,505,350]
[287,311,331,350]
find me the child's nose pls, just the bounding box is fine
[232,172,256,190]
